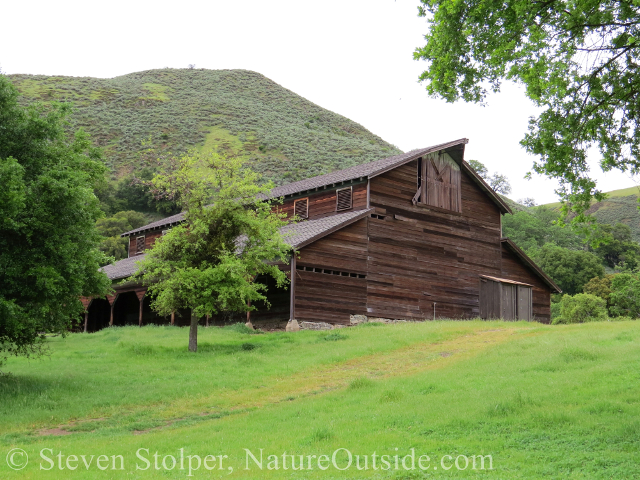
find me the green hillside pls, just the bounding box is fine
[541,186,640,242]
[8,69,401,185]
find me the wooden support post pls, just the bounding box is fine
[80,297,92,333]
[135,290,146,327]
[286,254,300,332]
[171,311,175,326]
[106,294,117,326]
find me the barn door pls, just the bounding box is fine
[422,152,462,213]
[501,284,517,320]
[517,285,532,320]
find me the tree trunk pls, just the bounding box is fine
[188,313,198,352]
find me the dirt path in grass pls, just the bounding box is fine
[39,326,534,436]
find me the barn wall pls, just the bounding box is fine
[500,245,552,323]
[277,182,368,220]
[367,160,503,320]
[295,219,368,324]
[129,229,163,256]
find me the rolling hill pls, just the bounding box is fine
[7,69,401,185]
[541,186,640,242]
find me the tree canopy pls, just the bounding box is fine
[415,0,640,217]
[0,75,110,364]
[135,152,292,352]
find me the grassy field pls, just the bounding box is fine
[1,320,639,478]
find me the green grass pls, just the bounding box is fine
[2,320,640,478]
[8,69,401,185]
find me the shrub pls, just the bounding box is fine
[609,273,640,318]
[553,293,608,324]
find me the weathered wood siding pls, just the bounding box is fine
[129,230,163,256]
[367,160,503,319]
[277,182,368,220]
[501,245,551,323]
[294,219,368,324]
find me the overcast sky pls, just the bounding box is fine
[3,0,638,204]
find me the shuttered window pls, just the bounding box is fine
[294,198,309,219]
[336,187,352,211]
[136,236,145,255]
[414,151,462,213]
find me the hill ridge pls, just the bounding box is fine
[8,68,402,185]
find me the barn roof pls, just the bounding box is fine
[102,254,147,281]
[121,138,511,238]
[501,238,562,293]
[105,209,372,281]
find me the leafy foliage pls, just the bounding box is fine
[0,75,110,364]
[466,159,512,194]
[502,207,584,252]
[96,210,147,262]
[415,0,640,218]
[553,294,608,324]
[583,274,615,309]
[588,223,640,269]
[609,273,640,318]
[8,69,401,188]
[135,152,291,351]
[529,244,604,295]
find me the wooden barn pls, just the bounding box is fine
[82,138,561,331]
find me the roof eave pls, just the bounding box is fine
[461,161,512,215]
[501,238,562,293]
[291,208,373,250]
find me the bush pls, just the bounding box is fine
[609,273,640,318]
[553,294,608,324]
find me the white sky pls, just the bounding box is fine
[3,0,638,204]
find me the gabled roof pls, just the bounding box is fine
[102,254,146,281]
[268,138,470,198]
[282,209,372,249]
[501,238,562,293]
[121,137,511,237]
[106,209,372,281]
[122,211,184,238]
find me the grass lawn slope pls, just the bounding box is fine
[1,321,639,478]
[8,69,401,185]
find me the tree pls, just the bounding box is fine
[0,76,110,365]
[609,273,640,317]
[502,207,584,252]
[467,160,488,178]
[466,159,512,194]
[589,223,640,269]
[518,197,537,207]
[488,173,512,195]
[528,244,604,295]
[96,210,147,263]
[135,152,291,352]
[414,0,640,217]
[583,274,616,310]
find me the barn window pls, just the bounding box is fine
[294,198,309,219]
[413,151,461,213]
[336,187,353,211]
[479,276,532,320]
[136,235,145,255]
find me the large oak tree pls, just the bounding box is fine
[0,76,110,365]
[414,0,640,217]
